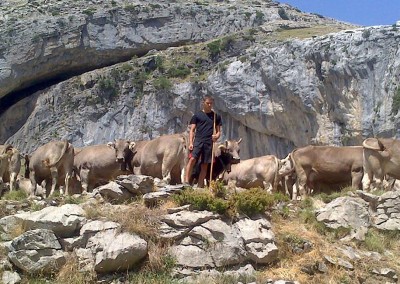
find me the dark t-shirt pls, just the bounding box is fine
[190,111,222,143]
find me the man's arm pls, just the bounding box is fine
[189,124,196,150]
[212,125,221,142]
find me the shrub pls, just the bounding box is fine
[98,76,118,99]
[167,64,191,78]
[209,180,227,198]
[3,190,27,201]
[173,188,228,214]
[207,40,222,59]
[255,10,264,22]
[229,188,274,217]
[154,76,172,91]
[278,8,289,20]
[362,29,371,39]
[391,87,400,114]
[82,8,95,16]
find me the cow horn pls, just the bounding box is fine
[2,144,12,154]
[362,138,383,151]
[237,138,242,144]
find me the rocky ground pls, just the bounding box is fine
[0,176,398,283]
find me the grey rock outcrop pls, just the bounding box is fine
[161,207,278,277]
[316,197,370,229]
[373,190,400,230]
[0,0,303,100]
[7,229,67,274]
[14,204,86,237]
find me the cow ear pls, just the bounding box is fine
[107,142,115,149]
[129,142,136,150]
[237,138,242,144]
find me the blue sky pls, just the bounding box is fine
[277,0,400,26]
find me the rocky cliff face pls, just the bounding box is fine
[3,0,399,160]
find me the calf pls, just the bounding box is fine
[221,155,280,192]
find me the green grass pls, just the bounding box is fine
[2,189,27,201]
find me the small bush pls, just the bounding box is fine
[173,188,228,214]
[278,8,289,20]
[255,10,264,22]
[154,76,172,91]
[98,76,118,98]
[207,40,221,59]
[391,87,400,114]
[229,188,274,217]
[209,180,227,198]
[3,190,27,201]
[362,229,399,253]
[82,8,95,16]
[62,195,84,205]
[364,230,385,253]
[362,29,371,39]
[167,64,191,78]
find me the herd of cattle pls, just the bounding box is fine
[0,133,399,200]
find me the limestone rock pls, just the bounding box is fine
[14,204,86,238]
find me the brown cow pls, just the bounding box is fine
[28,140,74,197]
[362,138,400,190]
[131,133,188,184]
[221,155,279,192]
[0,144,21,192]
[279,145,364,199]
[73,139,136,193]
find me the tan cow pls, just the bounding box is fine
[131,133,188,184]
[73,139,136,193]
[28,140,74,197]
[0,144,21,193]
[362,137,400,190]
[221,155,279,192]
[279,145,364,199]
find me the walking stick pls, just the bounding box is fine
[209,110,216,191]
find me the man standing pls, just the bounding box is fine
[185,95,222,188]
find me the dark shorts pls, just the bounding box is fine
[191,141,212,164]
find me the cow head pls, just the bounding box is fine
[278,153,295,177]
[107,139,136,171]
[214,138,242,173]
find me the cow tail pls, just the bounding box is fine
[24,154,30,178]
[46,140,70,168]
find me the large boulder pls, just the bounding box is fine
[14,204,86,238]
[8,229,67,274]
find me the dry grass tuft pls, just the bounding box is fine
[56,252,96,284]
[103,203,166,241]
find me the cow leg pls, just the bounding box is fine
[49,167,58,196]
[64,171,72,196]
[351,170,363,190]
[29,170,37,197]
[9,172,17,192]
[161,157,175,184]
[80,168,90,194]
[263,181,273,193]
